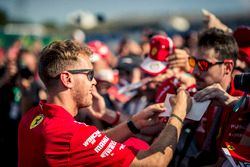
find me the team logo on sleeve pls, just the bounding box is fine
[30,114,44,129]
[227,144,235,151]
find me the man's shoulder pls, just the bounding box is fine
[20,106,40,125]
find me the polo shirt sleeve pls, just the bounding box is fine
[69,122,137,167]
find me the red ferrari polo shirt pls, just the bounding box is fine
[18,101,137,167]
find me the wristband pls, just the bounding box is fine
[170,113,184,124]
[127,120,140,134]
[110,111,120,126]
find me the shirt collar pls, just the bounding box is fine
[39,100,74,120]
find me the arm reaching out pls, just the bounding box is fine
[202,9,232,33]
[131,88,192,166]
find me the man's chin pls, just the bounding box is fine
[79,101,93,109]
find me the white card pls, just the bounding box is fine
[221,147,238,167]
[159,94,211,121]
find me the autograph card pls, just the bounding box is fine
[159,94,211,121]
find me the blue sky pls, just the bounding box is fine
[0,0,250,24]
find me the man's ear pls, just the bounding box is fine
[60,72,74,88]
[224,61,234,75]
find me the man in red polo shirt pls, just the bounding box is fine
[18,40,192,167]
[168,28,250,166]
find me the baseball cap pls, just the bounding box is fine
[116,55,143,72]
[233,26,250,47]
[239,47,250,65]
[233,26,250,65]
[94,69,114,83]
[87,40,110,62]
[140,35,175,75]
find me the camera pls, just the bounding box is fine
[234,73,250,92]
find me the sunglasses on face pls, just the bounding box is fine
[188,57,231,72]
[67,69,94,81]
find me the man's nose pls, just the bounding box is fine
[92,78,97,85]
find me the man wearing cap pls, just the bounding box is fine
[140,35,196,102]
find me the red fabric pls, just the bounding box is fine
[194,79,249,153]
[149,35,175,61]
[217,99,249,146]
[140,35,175,75]
[244,129,250,137]
[239,47,250,65]
[194,105,216,149]
[87,40,110,60]
[233,26,250,65]
[233,26,250,47]
[18,101,137,167]
[155,77,197,103]
[218,80,248,145]
[107,86,130,103]
[155,77,178,103]
[224,142,250,163]
[123,137,150,154]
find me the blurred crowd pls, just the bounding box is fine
[1,9,250,166]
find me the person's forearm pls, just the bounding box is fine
[101,109,129,125]
[226,95,241,107]
[103,121,133,142]
[131,108,185,166]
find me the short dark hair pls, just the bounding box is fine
[198,28,238,64]
[38,40,92,88]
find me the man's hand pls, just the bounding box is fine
[84,86,106,119]
[170,88,192,119]
[194,83,240,107]
[202,9,231,32]
[175,71,196,89]
[131,103,165,130]
[152,68,179,83]
[167,49,192,72]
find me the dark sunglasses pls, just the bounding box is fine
[67,69,94,81]
[188,57,231,72]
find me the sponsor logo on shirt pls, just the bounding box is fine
[83,130,102,147]
[95,136,109,153]
[30,114,44,129]
[83,130,119,158]
[100,140,117,158]
[119,144,126,150]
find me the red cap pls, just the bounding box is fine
[140,35,175,75]
[87,40,110,62]
[239,47,250,65]
[233,26,250,47]
[233,26,250,65]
